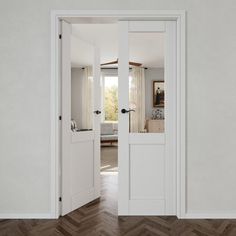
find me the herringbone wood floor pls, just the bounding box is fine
[1,173,236,236]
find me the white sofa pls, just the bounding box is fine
[100,123,118,144]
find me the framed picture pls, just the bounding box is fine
[153,81,164,107]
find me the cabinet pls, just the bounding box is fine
[146,119,164,133]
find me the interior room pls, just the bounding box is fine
[70,23,165,182]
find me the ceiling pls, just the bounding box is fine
[71,24,164,68]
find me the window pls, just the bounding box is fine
[103,76,118,122]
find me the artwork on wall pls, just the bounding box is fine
[153,81,164,107]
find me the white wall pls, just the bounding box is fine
[0,1,236,217]
[71,68,83,128]
[145,68,164,119]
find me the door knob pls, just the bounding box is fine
[94,110,101,115]
[121,108,135,114]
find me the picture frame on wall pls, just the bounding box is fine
[153,81,164,107]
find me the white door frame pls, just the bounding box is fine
[50,10,186,219]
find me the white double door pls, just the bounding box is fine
[61,20,177,216]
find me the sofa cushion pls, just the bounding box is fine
[101,123,114,135]
[101,134,118,141]
[113,123,118,134]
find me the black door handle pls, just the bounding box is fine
[94,110,101,115]
[121,108,135,114]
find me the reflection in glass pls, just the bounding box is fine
[153,81,164,107]
[81,66,93,130]
[129,68,145,133]
[71,66,93,132]
[128,32,165,133]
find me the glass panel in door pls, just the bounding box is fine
[70,35,94,132]
[128,32,165,133]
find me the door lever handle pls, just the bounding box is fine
[94,110,101,115]
[121,108,135,114]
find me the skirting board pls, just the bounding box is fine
[182,213,236,219]
[2,213,236,219]
[0,213,56,219]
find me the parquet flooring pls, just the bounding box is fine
[1,173,236,236]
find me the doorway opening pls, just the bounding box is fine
[69,20,170,215]
[100,74,118,174]
[52,11,186,219]
[70,23,120,216]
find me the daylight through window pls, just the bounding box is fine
[104,76,118,122]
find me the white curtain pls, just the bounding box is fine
[129,67,145,132]
[81,66,93,129]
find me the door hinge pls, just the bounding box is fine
[59,197,62,202]
[59,34,62,39]
[59,116,62,120]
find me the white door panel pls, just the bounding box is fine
[118,21,130,215]
[129,200,165,215]
[70,141,94,194]
[71,188,95,211]
[130,145,165,200]
[61,21,100,216]
[71,131,94,143]
[118,21,177,215]
[70,139,95,210]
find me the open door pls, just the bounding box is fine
[61,21,101,216]
[118,21,177,215]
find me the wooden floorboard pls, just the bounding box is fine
[1,173,236,236]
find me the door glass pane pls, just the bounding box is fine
[129,32,165,133]
[103,76,118,122]
[71,34,94,131]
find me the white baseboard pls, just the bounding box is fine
[2,212,236,220]
[181,213,236,219]
[0,213,57,219]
